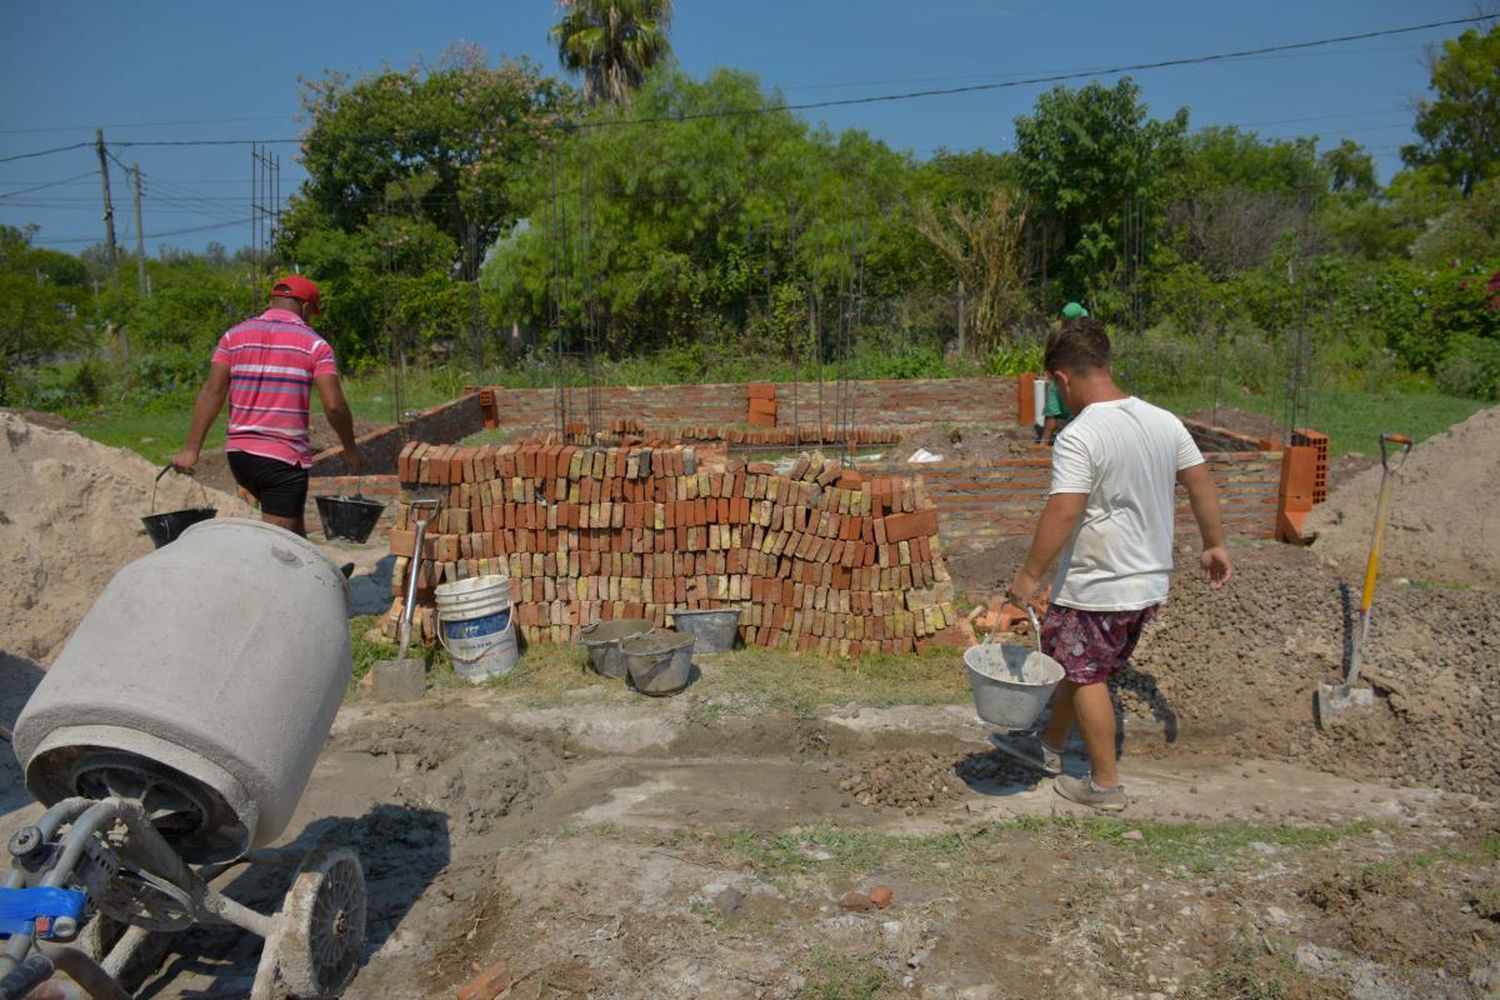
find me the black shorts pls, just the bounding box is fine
[227,451,309,519]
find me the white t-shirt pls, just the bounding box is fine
[1048,396,1205,611]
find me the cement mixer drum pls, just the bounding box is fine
[13,518,351,863]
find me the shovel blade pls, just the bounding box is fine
[1316,683,1375,728]
[371,657,426,703]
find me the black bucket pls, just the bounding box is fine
[315,494,386,543]
[143,466,217,549]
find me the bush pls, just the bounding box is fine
[1436,337,1500,400]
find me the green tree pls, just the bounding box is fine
[1013,78,1189,311]
[551,0,674,106]
[279,45,570,358]
[914,186,1034,352]
[1321,139,1378,196]
[0,226,90,405]
[484,69,920,356]
[1403,24,1500,197]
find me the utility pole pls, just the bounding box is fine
[131,165,148,297]
[94,128,118,274]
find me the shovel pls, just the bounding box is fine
[1316,432,1413,727]
[369,498,440,701]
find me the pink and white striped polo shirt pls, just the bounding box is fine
[211,308,337,468]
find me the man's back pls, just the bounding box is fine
[1048,396,1204,611]
[212,308,336,468]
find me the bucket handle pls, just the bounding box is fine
[981,604,1044,653]
[153,464,210,515]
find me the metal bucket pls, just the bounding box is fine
[964,608,1064,731]
[668,608,741,653]
[620,630,695,697]
[142,465,216,549]
[314,494,385,543]
[579,618,653,679]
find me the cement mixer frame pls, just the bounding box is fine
[0,793,366,999]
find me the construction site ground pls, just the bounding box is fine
[3,409,1500,998]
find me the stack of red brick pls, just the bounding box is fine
[747,382,777,427]
[382,441,960,656]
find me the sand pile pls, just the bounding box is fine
[0,411,243,662]
[1304,405,1500,589]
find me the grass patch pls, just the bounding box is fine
[1144,384,1483,457]
[71,407,223,467]
[1068,816,1375,875]
[800,949,891,1000]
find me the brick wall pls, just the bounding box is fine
[306,394,487,476]
[866,447,1284,550]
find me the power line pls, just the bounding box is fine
[0,171,97,201]
[0,141,93,164]
[29,216,255,246]
[90,16,1482,150]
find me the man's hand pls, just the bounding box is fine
[1200,546,1233,590]
[170,448,199,475]
[344,445,365,474]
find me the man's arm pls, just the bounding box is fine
[1005,492,1088,606]
[170,364,230,474]
[313,373,363,472]
[1177,463,1232,589]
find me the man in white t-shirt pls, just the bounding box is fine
[1001,317,1233,811]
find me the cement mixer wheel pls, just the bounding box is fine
[274,846,367,998]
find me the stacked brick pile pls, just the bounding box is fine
[382,441,960,656]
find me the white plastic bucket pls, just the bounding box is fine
[434,575,518,683]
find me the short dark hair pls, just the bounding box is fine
[1044,317,1111,374]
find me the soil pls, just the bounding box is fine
[192,415,384,495]
[1304,405,1500,590]
[0,412,246,662]
[895,424,1037,465]
[1187,405,1288,443]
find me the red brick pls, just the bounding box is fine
[456,960,510,1000]
[884,507,939,543]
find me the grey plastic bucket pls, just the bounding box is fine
[964,611,1065,731]
[620,630,694,696]
[668,608,741,653]
[579,619,653,679]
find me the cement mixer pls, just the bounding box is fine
[1,519,366,999]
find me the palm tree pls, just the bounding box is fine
[550,0,674,106]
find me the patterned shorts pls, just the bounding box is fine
[1040,604,1159,685]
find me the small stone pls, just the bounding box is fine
[1122,829,1145,842]
[838,891,873,912]
[870,885,894,909]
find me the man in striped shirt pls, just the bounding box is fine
[172,275,363,536]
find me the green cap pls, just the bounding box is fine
[1061,302,1089,320]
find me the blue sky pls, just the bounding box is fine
[0,1,1477,255]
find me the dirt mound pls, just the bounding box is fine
[839,747,1031,812]
[0,412,243,662]
[1304,405,1500,589]
[1122,543,1500,798]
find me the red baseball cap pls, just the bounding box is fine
[271,274,322,315]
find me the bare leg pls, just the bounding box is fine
[1072,682,1119,788]
[1041,680,1078,751]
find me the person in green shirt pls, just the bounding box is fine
[1041,302,1088,445]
